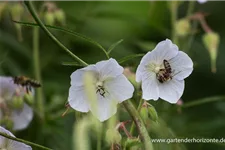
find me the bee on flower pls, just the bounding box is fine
[0,76,34,131]
[136,39,193,103]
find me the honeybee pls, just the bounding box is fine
[156,59,172,83]
[13,76,41,92]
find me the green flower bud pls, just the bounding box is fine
[1,117,14,130]
[10,3,24,20]
[44,12,55,25]
[105,128,122,144]
[11,96,24,109]
[24,93,34,106]
[54,9,66,25]
[202,32,220,73]
[125,138,141,149]
[139,106,148,123]
[147,103,158,122]
[175,18,191,36]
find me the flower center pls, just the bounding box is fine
[147,60,173,83]
[95,81,107,97]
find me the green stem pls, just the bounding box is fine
[33,27,44,119]
[181,96,225,108]
[0,132,52,150]
[24,1,88,67]
[123,100,153,150]
[170,1,178,44]
[186,1,195,18]
[130,98,143,135]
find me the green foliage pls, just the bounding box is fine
[1,1,225,150]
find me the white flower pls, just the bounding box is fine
[68,58,134,122]
[136,39,193,103]
[0,76,33,131]
[0,126,32,150]
[197,0,207,4]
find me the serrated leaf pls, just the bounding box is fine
[118,54,145,64]
[107,39,123,54]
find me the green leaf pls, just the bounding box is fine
[107,39,123,54]
[62,62,83,67]
[118,54,145,64]
[13,21,108,56]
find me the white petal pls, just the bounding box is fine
[158,79,184,103]
[141,72,159,100]
[68,85,89,112]
[7,140,32,150]
[136,52,155,82]
[11,104,33,131]
[96,58,123,80]
[89,94,117,122]
[70,65,96,86]
[151,39,179,64]
[104,74,134,102]
[0,76,16,100]
[0,126,14,148]
[169,51,193,80]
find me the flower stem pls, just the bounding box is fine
[24,1,88,67]
[169,1,178,44]
[130,98,143,135]
[186,1,195,18]
[181,96,225,108]
[33,26,44,119]
[0,132,52,150]
[122,100,153,150]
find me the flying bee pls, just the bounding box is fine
[13,76,41,93]
[156,60,172,83]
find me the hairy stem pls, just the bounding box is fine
[0,132,52,150]
[24,1,88,67]
[123,100,153,150]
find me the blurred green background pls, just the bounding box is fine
[1,1,225,150]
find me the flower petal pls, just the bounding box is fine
[169,51,193,80]
[11,104,33,131]
[158,79,184,103]
[96,58,123,80]
[70,65,96,86]
[141,72,159,100]
[89,94,117,122]
[7,140,32,150]
[0,76,16,100]
[104,74,134,102]
[68,86,89,112]
[151,39,179,64]
[136,52,155,82]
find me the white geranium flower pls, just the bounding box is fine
[0,126,32,150]
[68,58,134,122]
[0,76,33,131]
[136,39,193,103]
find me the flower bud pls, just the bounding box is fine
[10,3,24,20]
[44,12,55,26]
[11,96,24,109]
[175,18,191,36]
[139,106,148,123]
[1,117,14,130]
[105,128,122,144]
[147,103,158,122]
[125,138,141,149]
[54,9,66,25]
[24,93,34,106]
[202,32,220,73]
